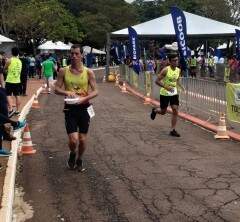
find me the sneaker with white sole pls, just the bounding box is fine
[13,119,26,131]
[76,159,86,172]
[8,109,15,118]
[67,151,76,170]
[169,129,181,137]
[0,149,12,157]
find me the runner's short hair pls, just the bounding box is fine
[71,44,83,53]
[11,47,19,56]
[168,53,179,61]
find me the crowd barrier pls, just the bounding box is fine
[119,64,240,128]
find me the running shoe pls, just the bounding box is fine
[3,133,16,141]
[0,149,12,157]
[169,129,181,137]
[150,108,157,120]
[14,111,20,116]
[8,109,15,118]
[67,151,76,170]
[75,159,86,172]
[13,120,26,131]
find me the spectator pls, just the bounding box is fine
[29,55,36,78]
[19,53,29,96]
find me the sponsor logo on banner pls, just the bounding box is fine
[176,16,187,57]
[170,7,188,71]
[128,26,139,61]
[235,89,240,105]
[235,29,240,59]
[226,83,240,123]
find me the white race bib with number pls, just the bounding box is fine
[87,105,95,118]
[167,87,177,96]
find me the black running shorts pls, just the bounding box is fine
[160,95,179,109]
[64,104,90,134]
[5,83,21,96]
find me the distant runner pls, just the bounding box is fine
[150,53,185,137]
[42,54,56,93]
[4,47,22,116]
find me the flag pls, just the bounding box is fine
[226,83,240,123]
[170,7,188,71]
[235,29,240,60]
[128,26,139,61]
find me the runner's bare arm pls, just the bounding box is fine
[0,73,5,88]
[4,59,10,73]
[155,67,172,91]
[86,69,98,100]
[54,68,76,97]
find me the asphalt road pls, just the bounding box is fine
[14,83,240,222]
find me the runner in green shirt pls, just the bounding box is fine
[42,54,56,93]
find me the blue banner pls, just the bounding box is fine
[170,7,188,71]
[128,26,139,61]
[236,29,240,60]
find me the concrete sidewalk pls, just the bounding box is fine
[0,79,44,220]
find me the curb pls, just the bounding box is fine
[124,83,240,142]
[0,86,43,222]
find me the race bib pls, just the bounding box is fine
[167,87,177,96]
[87,105,95,118]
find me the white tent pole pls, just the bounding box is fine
[106,33,111,77]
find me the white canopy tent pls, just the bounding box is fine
[0,34,14,43]
[38,41,71,51]
[217,41,233,49]
[0,34,15,55]
[112,11,240,38]
[82,46,106,55]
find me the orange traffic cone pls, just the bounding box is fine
[32,95,40,109]
[214,113,230,139]
[121,82,127,93]
[20,124,36,155]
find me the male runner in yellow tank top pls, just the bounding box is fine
[150,53,185,137]
[4,47,22,116]
[55,44,98,171]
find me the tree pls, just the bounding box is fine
[227,0,240,25]
[78,12,112,48]
[196,0,232,24]
[0,0,19,35]
[132,0,167,22]
[162,0,201,15]
[7,0,83,53]
[61,0,138,47]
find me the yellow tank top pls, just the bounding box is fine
[64,65,89,96]
[6,57,22,84]
[160,66,180,96]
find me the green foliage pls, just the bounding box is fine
[132,0,167,22]
[60,0,138,47]
[78,12,111,48]
[7,0,83,49]
[196,0,232,24]
[1,0,238,52]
